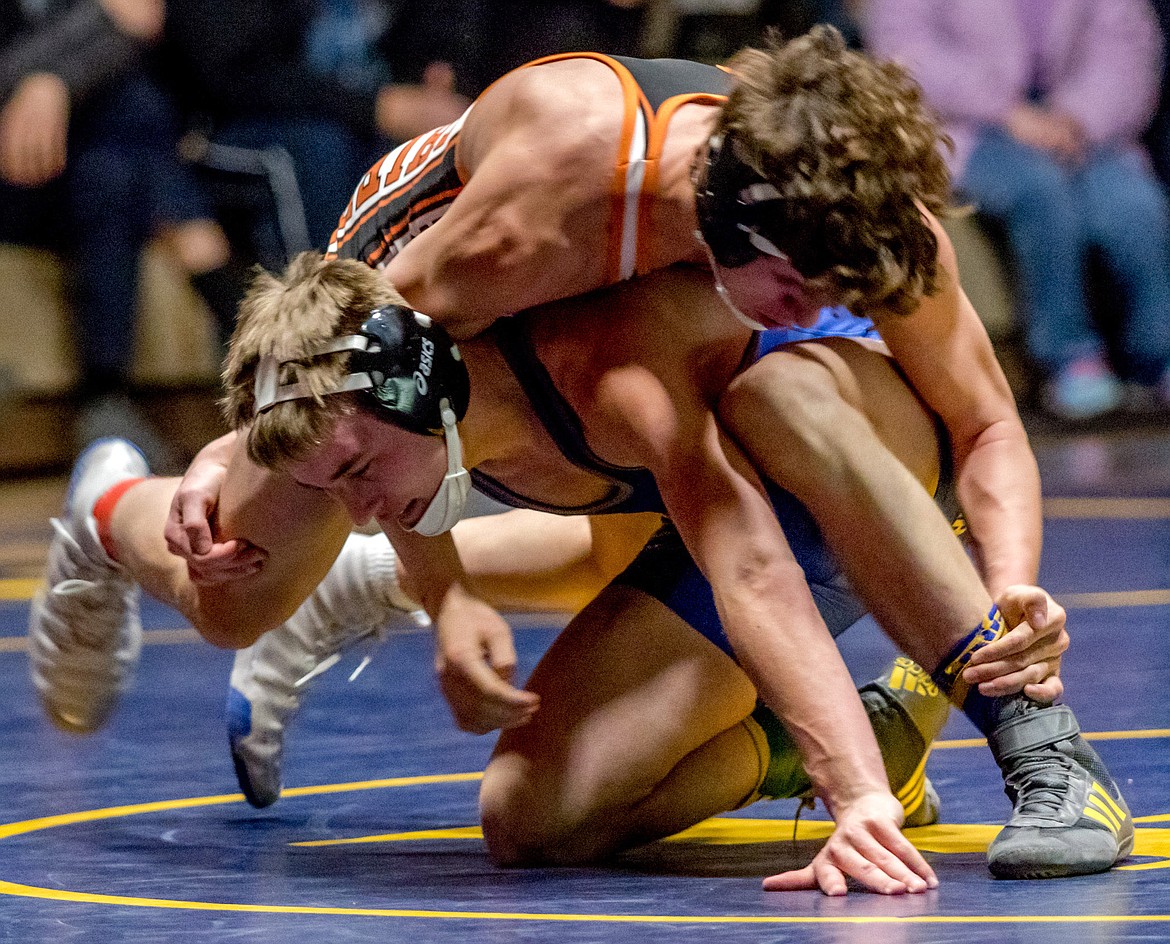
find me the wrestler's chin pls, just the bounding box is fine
[394,499,424,532]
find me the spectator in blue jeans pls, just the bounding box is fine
[0,0,231,465]
[867,0,1170,421]
[161,0,469,268]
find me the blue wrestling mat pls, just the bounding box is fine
[0,430,1168,944]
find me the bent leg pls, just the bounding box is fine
[479,575,949,867]
[719,337,992,671]
[106,443,351,647]
[480,583,762,866]
[720,340,1133,877]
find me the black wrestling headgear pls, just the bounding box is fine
[252,305,470,437]
[694,132,789,269]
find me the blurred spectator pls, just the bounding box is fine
[757,0,861,46]
[449,0,649,94]
[1,0,469,464]
[161,0,469,271]
[642,0,754,63]
[1145,0,1170,185]
[0,0,229,465]
[868,0,1170,422]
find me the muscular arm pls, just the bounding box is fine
[112,434,351,650]
[599,367,934,893]
[879,215,1042,596]
[599,365,888,813]
[382,60,622,334]
[191,439,351,646]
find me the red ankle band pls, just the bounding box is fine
[93,477,146,562]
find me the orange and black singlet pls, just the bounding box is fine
[325,53,731,283]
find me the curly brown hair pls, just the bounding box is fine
[221,252,403,468]
[717,25,956,316]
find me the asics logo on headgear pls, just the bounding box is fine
[414,337,434,394]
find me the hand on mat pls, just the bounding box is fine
[763,791,938,896]
[434,593,539,734]
[963,586,1068,703]
[165,434,266,584]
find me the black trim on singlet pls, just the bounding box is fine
[332,124,465,267]
[469,317,666,516]
[610,56,733,112]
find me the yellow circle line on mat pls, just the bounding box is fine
[0,772,483,841]
[2,879,1170,925]
[0,768,1168,924]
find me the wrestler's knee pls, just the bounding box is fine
[186,610,265,650]
[480,754,610,867]
[182,591,288,650]
[724,348,847,439]
[480,755,556,866]
[721,350,856,488]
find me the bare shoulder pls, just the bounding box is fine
[461,58,627,180]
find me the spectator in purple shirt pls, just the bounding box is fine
[866,0,1170,421]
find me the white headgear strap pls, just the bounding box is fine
[253,335,376,415]
[252,341,471,537]
[408,398,471,536]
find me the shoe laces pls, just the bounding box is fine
[45,517,126,647]
[790,794,817,843]
[295,609,431,688]
[1002,743,1075,820]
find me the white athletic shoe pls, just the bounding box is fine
[28,438,148,733]
[227,532,429,807]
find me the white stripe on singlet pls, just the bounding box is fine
[617,106,649,281]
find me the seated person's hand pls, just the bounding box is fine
[164,434,267,584]
[1004,104,1084,165]
[375,62,470,142]
[962,586,1068,703]
[0,73,69,187]
[434,587,539,734]
[763,790,938,896]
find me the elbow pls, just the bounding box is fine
[189,613,264,650]
[183,592,289,650]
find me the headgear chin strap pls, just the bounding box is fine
[409,397,471,536]
[694,133,790,269]
[252,305,472,535]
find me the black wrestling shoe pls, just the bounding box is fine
[987,702,1133,879]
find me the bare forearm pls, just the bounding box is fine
[954,422,1043,597]
[725,579,891,811]
[679,485,891,810]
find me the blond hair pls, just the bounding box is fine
[221,252,403,468]
[718,25,955,316]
